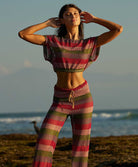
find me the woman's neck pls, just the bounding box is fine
[66,26,79,40]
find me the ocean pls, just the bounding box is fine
[0,109,137,138]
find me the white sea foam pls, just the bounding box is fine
[92,112,132,120]
[0,116,42,123]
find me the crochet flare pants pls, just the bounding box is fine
[32,80,93,167]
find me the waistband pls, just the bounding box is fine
[54,80,88,92]
[54,80,88,109]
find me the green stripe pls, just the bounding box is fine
[54,93,91,103]
[54,97,68,102]
[73,134,90,141]
[48,110,67,118]
[53,47,92,54]
[36,150,53,158]
[73,112,92,119]
[40,128,59,137]
[72,157,88,162]
[54,68,84,72]
[75,93,92,101]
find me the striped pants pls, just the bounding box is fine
[33,80,93,167]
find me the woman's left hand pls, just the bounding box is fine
[80,11,96,23]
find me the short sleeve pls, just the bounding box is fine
[89,36,100,62]
[43,35,53,63]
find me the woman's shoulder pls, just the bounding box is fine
[43,35,60,44]
[84,36,98,41]
[43,35,57,39]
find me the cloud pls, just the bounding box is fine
[0,64,10,75]
[24,60,32,68]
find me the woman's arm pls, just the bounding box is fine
[18,18,61,45]
[80,12,123,47]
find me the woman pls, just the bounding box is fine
[18,4,123,167]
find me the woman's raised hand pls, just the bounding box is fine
[47,17,61,28]
[80,11,96,23]
[18,17,62,45]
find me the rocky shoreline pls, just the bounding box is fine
[0,134,137,167]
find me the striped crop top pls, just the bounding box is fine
[43,35,100,72]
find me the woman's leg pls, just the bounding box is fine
[71,111,93,167]
[69,81,93,167]
[32,109,68,167]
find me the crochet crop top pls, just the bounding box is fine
[43,35,100,72]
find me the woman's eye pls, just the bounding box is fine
[65,12,79,17]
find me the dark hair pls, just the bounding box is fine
[57,4,84,39]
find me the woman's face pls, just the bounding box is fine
[61,7,81,27]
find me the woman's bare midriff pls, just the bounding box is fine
[56,71,85,89]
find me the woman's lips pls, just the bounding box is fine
[72,19,76,22]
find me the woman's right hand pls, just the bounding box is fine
[47,17,61,28]
[18,17,61,45]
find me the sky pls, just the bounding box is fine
[0,0,138,113]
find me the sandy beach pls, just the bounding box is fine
[0,134,137,167]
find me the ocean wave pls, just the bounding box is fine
[0,111,137,124]
[0,116,42,123]
[93,112,138,120]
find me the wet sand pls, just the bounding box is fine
[0,134,137,167]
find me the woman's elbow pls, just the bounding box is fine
[119,25,123,33]
[18,31,25,39]
[113,25,123,36]
[116,25,123,34]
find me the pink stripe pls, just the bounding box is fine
[39,139,56,149]
[52,102,93,111]
[72,151,89,157]
[46,118,64,126]
[54,88,90,99]
[50,105,93,115]
[54,81,90,98]
[53,37,83,47]
[73,129,91,135]
[37,144,54,154]
[42,123,62,132]
[52,36,90,48]
[39,134,57,143]
[51,41,93,50]
[53,36,95,48]
[33,161,52,167]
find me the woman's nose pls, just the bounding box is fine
[71,14,75,18]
